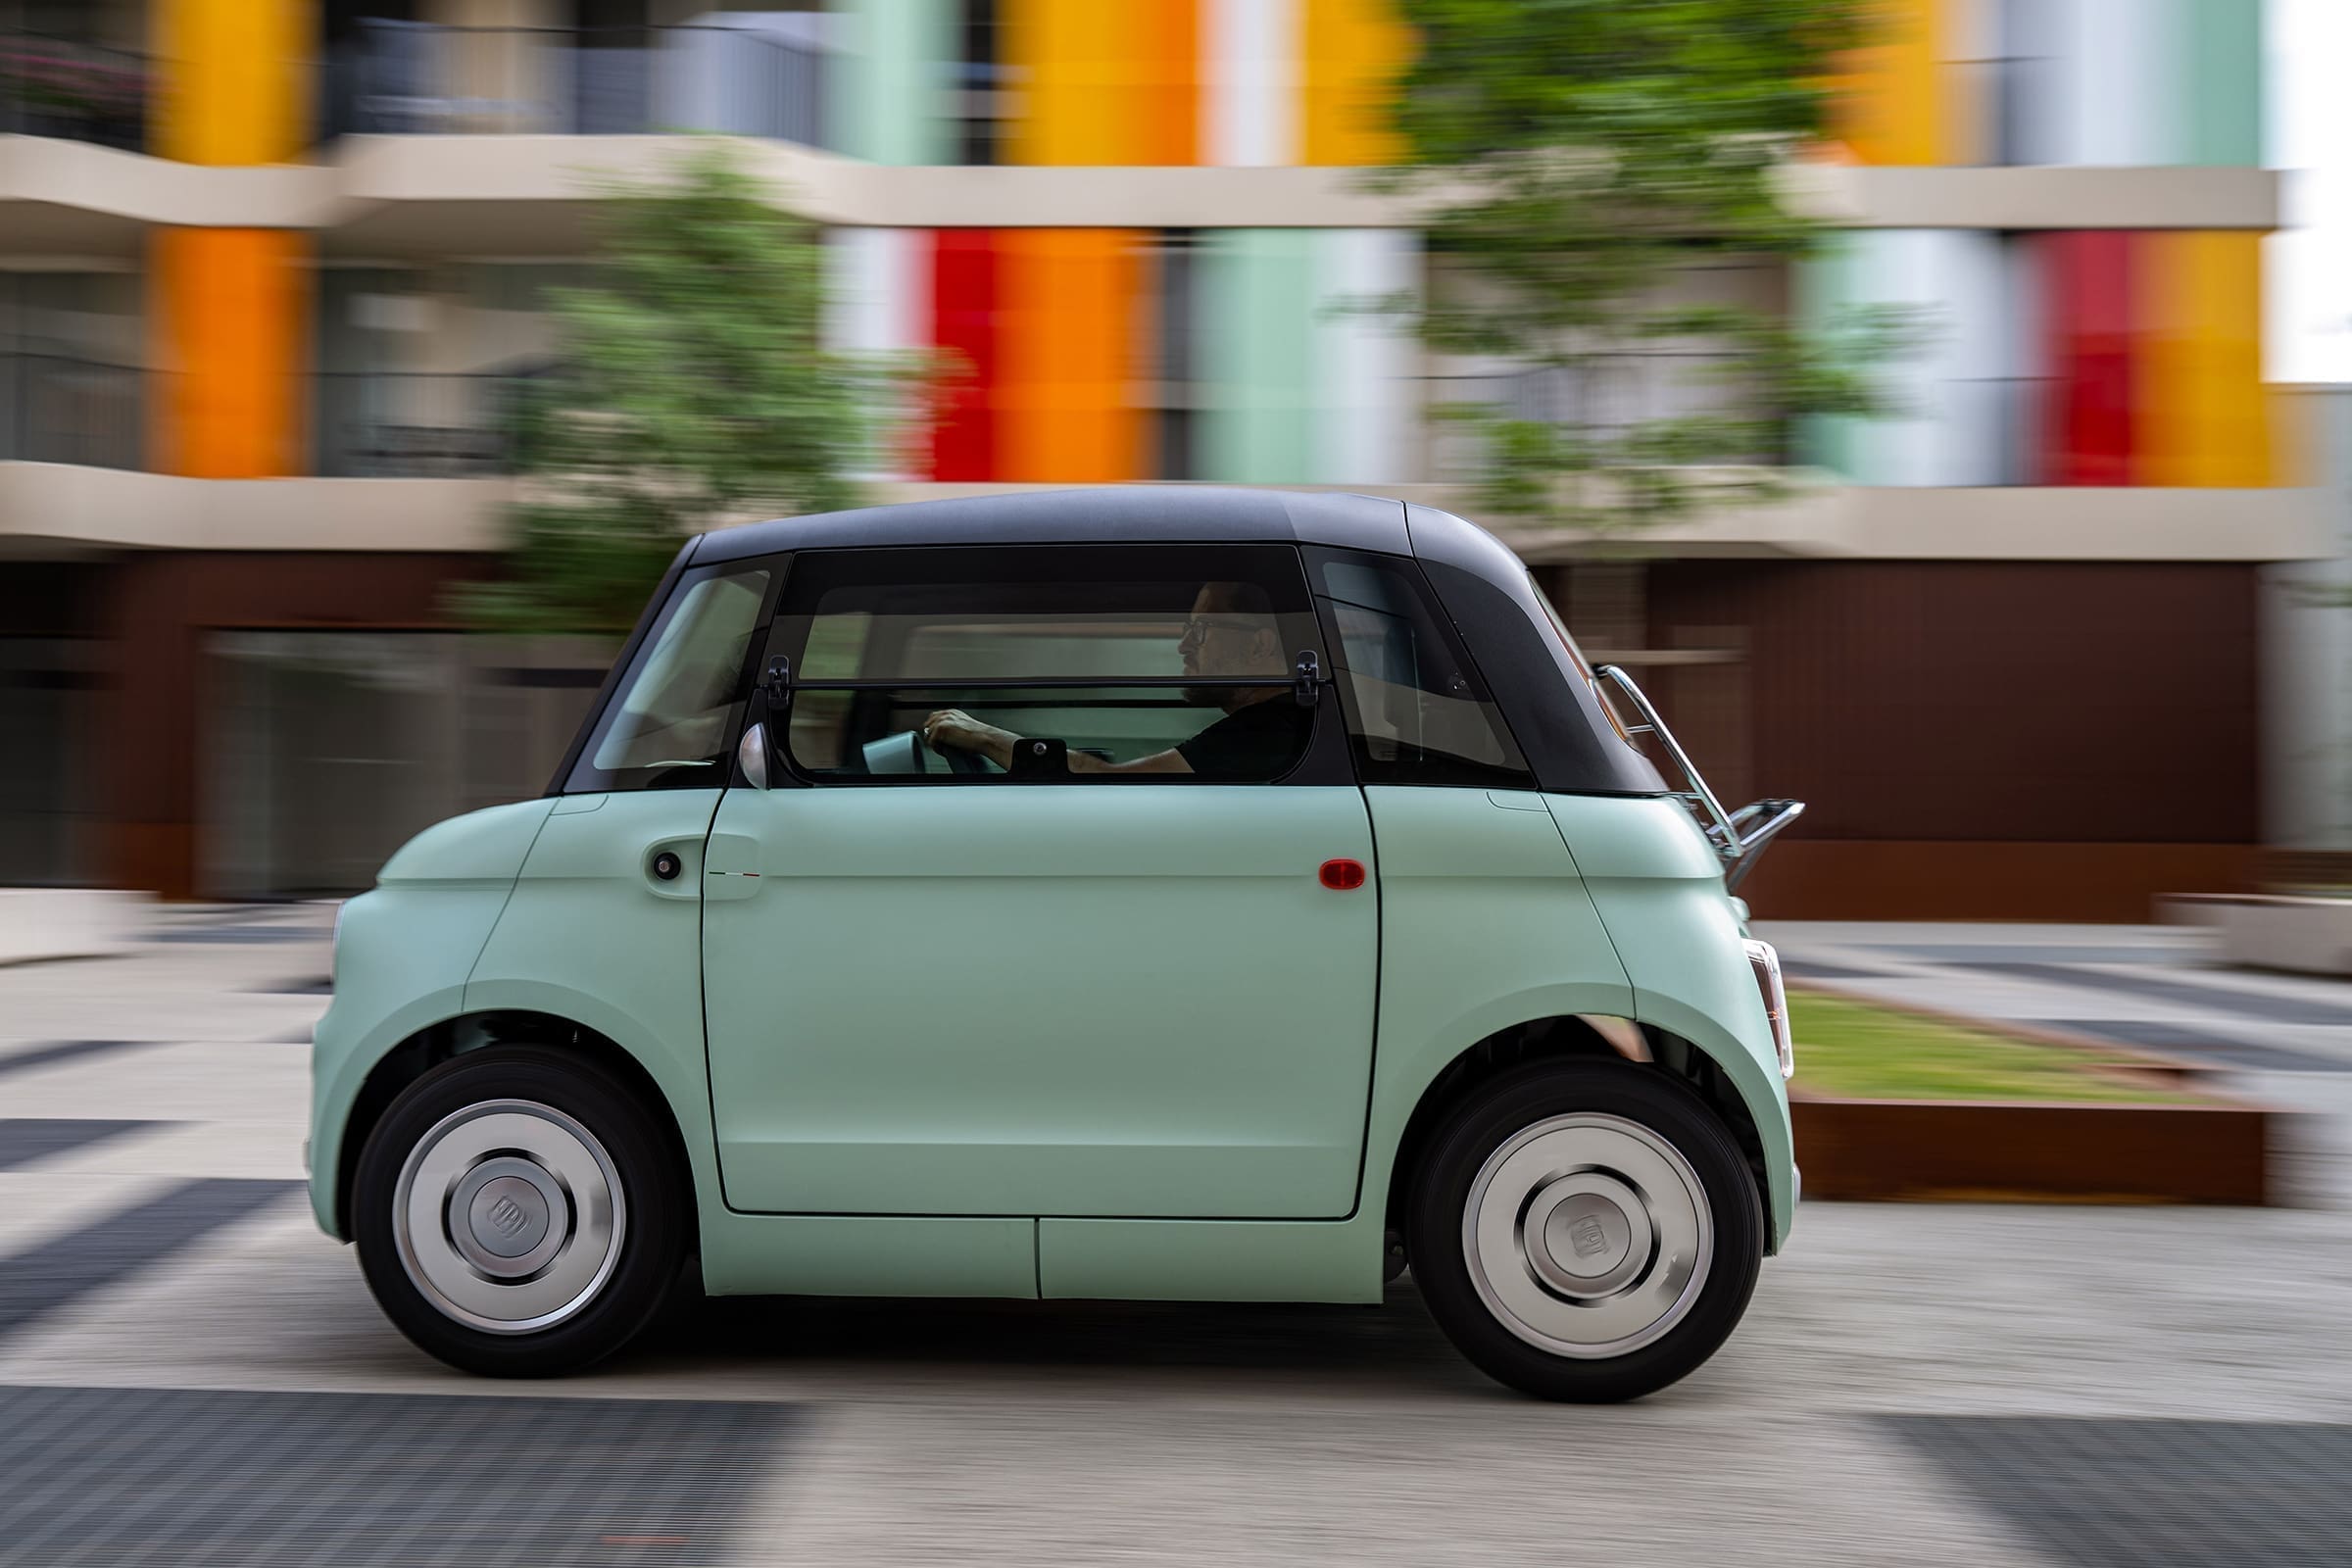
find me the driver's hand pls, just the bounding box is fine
[923,709,1014,765]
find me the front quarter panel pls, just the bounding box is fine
[309,797,558,1236]
[1545,794,1796,1250]
[1356,786,1637,1233]
[460,789,727,1249]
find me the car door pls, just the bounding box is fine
[702,541,1379,1220]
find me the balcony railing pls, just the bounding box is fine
[0,32,148,152]
[331,22,826,145]
[0,353,143,468]
[315,369,548,478]
[1429,361,1790,474]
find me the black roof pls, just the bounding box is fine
[688,486,1414,564]
[683,486,1666,798]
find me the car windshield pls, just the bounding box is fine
[576,566,770,787]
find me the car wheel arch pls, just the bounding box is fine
[335,1009,694,1244]
[1380,1016,1767,1255]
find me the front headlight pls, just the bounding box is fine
[1743,939,1793,1080]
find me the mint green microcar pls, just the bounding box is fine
[311,488,1803,1401]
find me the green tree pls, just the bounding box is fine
[1382,0,1916,535]
[456,144,925,635]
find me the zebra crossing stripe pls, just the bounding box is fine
[0,1041,156,1079]
[0,1178,302,1341]
[0,1120,165,1172]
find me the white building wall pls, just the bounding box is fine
[1205,0,1298,168]
[1839,229,2012,486]
[824,226,929,480]
[2262,386,2352,848]
[1310,229,1419,484]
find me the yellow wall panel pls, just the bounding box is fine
[996,230,1143,481]
[1005,0,1121,165]
[153,0,311,165]
[1933,0,1985,170]
[151,228,310,478]
[1830,0,1940,166]
[2135,231,2272,487]
[1302,0,1409,167]
[2265,385,2305,489]
[1006,0,1200,165]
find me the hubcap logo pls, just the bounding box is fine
[1569,1214,1611,1258]
[486,1195,530,1239]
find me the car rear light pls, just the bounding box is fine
[1744,939,1794,1079]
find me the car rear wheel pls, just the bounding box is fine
[1407,1058,1763,1402]
[353,1047,686,1377]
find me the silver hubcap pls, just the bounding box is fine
[393,1099,625,1335]
[1461,1112,1713,1359]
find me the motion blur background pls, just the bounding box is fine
[1,0,2346,924]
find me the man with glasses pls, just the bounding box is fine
[921,580,1308,777]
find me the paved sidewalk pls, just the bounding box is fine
[0,907,2348,1564]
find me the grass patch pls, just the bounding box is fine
[1788,990,2198,1103]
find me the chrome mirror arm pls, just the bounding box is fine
[1592,665,1805,892]
[1723,800,1805,893]
[1592,664,1741,855]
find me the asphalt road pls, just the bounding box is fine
[2,906,2349,1566]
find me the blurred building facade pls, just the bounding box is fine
[0,0,2327,913]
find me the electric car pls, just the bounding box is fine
[311,487,1803,1400]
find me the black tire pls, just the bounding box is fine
[353,1047,688,1377]
[1406,1058,1764,1402]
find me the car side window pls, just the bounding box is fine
[1306,549,1535,789]
[771,544,1324,783]
[564,564,773,792]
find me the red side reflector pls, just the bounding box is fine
[1319,858,1367,891]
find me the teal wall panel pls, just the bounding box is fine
[2186,0,2263,167]
[1197,229,1316,483]
[1793,233,1863,479]
[829,0,955,166]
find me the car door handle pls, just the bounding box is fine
[706,832,762,901]
[641,837,705,901]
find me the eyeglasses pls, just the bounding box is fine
[1179,615,1263,642]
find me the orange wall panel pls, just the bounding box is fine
[1139,0,1201,167]
[995,230,1144,482]
[151,228,310,479]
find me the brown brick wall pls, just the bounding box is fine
[95,552,484,898]
[1555,560,2263,919]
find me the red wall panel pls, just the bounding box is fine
[2041,231,2135,486]
[929,229,999,481]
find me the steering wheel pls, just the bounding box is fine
[937,736,990,775]
[860,728,996,776]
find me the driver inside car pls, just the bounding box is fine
[921,581,1308,779]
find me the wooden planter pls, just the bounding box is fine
[1792,1095,2273,1205]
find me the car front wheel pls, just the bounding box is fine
[353,1047,686,1377]
[1407,1058,1764,1402]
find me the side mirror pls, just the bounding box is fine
[736,720,771,790]
[1294,650,1322,708]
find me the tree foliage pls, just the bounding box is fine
[455,144,923,635]
[1383,0,1917,533]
